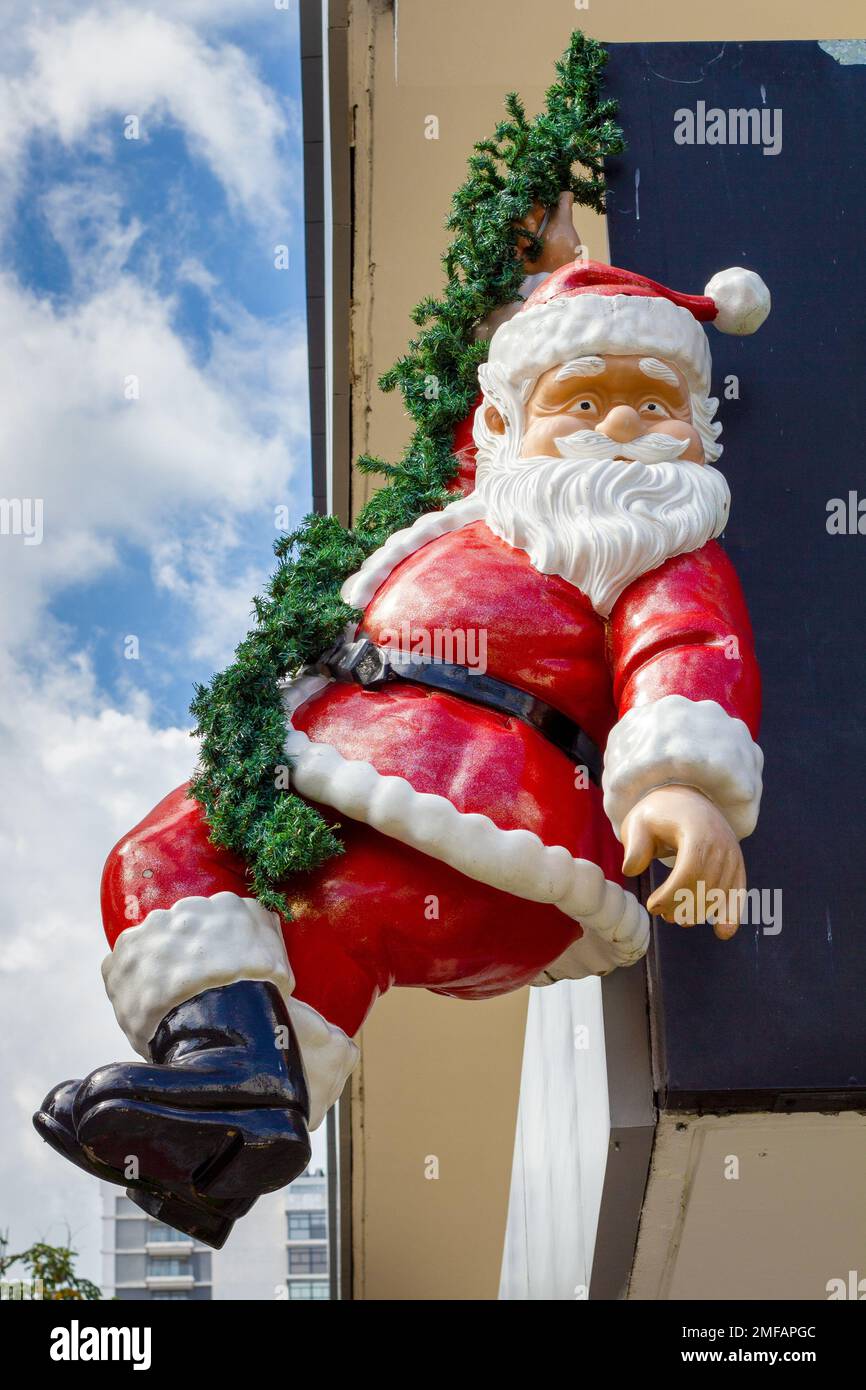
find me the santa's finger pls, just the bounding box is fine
[712,850,748,938]
[647,840,707,918]
[646,862,701,923]
[703,848,740,936]
[709,861,737,929]
[713,918,740,941]
[732,848,747,900]
[652,834,730,923]
[646,887,690,925]
[621,814,657,878]
[696,846,727,900]
[715,844,747,912]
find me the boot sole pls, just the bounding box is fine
[77,1096,312,1200]
[35,1101,255,1250]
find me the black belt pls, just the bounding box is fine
[316,637,602,786]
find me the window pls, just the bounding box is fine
[147,1259,190,1278]
[150,1291,190,1300]
[299,1181,327,1200]
[148,1223,190,1242]
[287,1280,329,1300]
[116,1220,148,1250]
[288,1246,328,1275]
[287,1212,327,1241]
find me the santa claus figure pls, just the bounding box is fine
[34,253,769,1248]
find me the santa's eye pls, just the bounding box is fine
[640,400,670,417]
[575,399,596,412]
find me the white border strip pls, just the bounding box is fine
[341,493,486,609]
[283,680,649,977]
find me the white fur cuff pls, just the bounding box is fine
[102,893,293,1054]
[101,892,358,1130]
[602,695,763,841]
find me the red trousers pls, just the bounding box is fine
[101,783,587,1038]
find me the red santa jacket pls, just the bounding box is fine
[98,495,763,1125]
[285,506,762,904]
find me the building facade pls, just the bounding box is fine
[101,1168,330,1301]
[285,1172,330,1299]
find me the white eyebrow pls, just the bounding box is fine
[639,357,681,387]
[554,356,606,381]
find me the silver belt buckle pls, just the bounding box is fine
[318,638,390,689]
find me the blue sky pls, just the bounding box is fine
[0,0,319,1280]
[8,6,310,723]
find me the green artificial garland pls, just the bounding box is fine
[189,31,624,913]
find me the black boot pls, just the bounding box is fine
[33,981,311,1248]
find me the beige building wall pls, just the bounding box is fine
[343,0,864,1300]
[630,1113,866,1300]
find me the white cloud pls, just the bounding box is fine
[152,530,267,666]
[0,0,280,54]
[40,178,144,294]
[0,267,306,643]
[0,650,197,1276]
[0,4,299,229]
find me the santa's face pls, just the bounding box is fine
[508,353,704,464]
[473,351,729,616]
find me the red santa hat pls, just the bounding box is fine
[485,259,771,398]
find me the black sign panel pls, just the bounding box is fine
[604,41,866,1103]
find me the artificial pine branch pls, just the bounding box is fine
[189,31,624,914]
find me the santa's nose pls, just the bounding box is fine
[597,405,642,443]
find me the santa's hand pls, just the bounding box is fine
[515,191,582,274]
[620,785,746,941]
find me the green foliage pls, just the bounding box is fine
[0,1230,102,1300]
[190,32,624,913]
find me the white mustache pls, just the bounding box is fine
[476,447,730,616]
[554,429,691,465]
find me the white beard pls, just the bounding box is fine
[474,438,731,617]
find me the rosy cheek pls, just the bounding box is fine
[532,414,592,440]
[556,412,596,431]
[647,416,689,435]
[647,417,704,459]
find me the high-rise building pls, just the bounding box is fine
[285,1172,330,1300]
[100,1166,331,1301]
[100,1191,212,1301]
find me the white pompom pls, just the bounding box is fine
[704,267,771,335]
